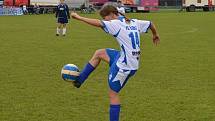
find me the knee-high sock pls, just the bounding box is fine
[78,63,95,84]
[110,105,120,121]
[57,27,60,34]
[63,28,66,35]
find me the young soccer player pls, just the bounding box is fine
[70,3,160,121]
[55,0,70,36]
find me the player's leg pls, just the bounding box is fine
[62,17,68,36]
[89,49,110,67]
[56,23,62,36]
[108,63,121,121]
[109,89,120,104]
[109,89,120,121]
[62,24,67,36]
[77,49,110,86]
[108,63,137,121]
[76,49,119,88]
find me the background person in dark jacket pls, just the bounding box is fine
[55,0,70,36]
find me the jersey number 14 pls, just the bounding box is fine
[129,32,140,49]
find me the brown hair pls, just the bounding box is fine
[99,3,130,22]
[99,3,119,18]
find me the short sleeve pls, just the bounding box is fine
[66,5,69,9]
[136,20,151,33]
[101,20,120,36]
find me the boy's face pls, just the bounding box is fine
[104,15,112,21]
[103,13,117,21]
[60,0,64,3]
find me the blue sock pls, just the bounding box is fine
[110,104,120,121]
[78,63,95,84]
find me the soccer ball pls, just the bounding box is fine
[61,64,80,81]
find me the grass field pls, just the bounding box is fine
[0,12,215,121]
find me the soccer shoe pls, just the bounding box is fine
[61,75,81,88]
[56,34,59,36]
[62,34,66,36]
[72,81,81,88]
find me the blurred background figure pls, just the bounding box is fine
[55,0,70,36]
[33,3,40,15]
[117,1,125,15]
[22,4,28,14]
[80,0,95,14]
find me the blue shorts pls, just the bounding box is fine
[106,48,137,93]
[58,18,68,24]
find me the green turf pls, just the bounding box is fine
[0,12,215,121]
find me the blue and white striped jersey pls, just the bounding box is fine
[102,17,151,70]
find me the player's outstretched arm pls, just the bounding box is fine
[150,22,160,45]
[71,12,102,27]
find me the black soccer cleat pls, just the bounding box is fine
[72,81,81,88]
[56,34,59,36]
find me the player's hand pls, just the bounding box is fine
[71,12,81,20]
[152,34,160,46]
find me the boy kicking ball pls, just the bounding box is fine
[55,0,70,36]
[70,3,160,121]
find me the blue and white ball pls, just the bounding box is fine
[61,64,80,81]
